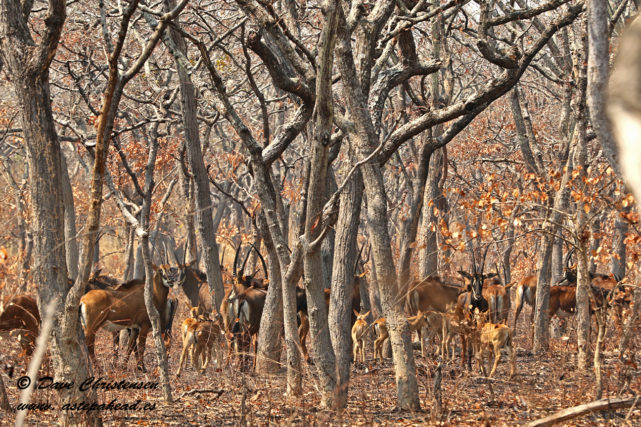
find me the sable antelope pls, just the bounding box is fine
[85,269,178,364]
[458,245,496,314]
[177,310,223,375]
[372,317,389,363]
[79,264,183,372]
[406,276,463,315]
[295,283,361,362]
[0,294,40,357]
[351,310,370,363]
[229,285,267,368]
[512,275,537,331]
[452,291,481,369]
[421,310,454,359]
[224,243,269,368]
[482,276,513,324]
[477,313,516,379]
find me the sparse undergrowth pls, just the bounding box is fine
[1,306,639,426]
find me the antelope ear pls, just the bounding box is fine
[484,273,498,279]
[353,309,359,317]
[363,311,370,318]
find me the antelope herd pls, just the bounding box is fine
[0,243,634,383]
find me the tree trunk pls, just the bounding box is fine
[0,1,103,424]
[0,370,10,411]
[302,1,339,406]
[255,212,284,374]
[575,232,591,370]
[60,150,79,280]
[178,148,198,265]
[611,207,628,279]
[419,148,444,279]
[587,0,621,175]
[164,3,226,311]
[329,169,363,409]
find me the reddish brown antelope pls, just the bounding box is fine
[79,264,183,372]
[0,294,40,357]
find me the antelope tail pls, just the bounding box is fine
[79,303,87,330]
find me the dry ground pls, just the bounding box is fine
[1,303,640,426]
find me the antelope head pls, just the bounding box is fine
[458,245,496,303]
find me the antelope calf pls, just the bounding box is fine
[351,310,370,363]
[422,311,454,359]
[478,321,516,379]
[177,311,222,375]
[192,316,223,372]
[407,311,430,357]
[372,317,389,363]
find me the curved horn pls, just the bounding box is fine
[469,244,478,275]
[250,242,268,281]
[220,246,226,265]
[232,244,242,278]
[564,247,576,269]
[480,244,490,275]
[162,241,169,265]
[239,245,253,279]
[353,242,366,274]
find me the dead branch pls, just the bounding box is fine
[525,397,639,427]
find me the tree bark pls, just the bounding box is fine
[302,1,339,407]
[329,169,363,409]
[164,1,226,312]
[0,1,102,424]
[587,0,621,175]
[60,150,79,280]
[255,212,284,374]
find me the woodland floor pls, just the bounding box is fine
[1,304,640,426]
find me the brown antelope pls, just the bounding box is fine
[407,310,429,357]
[296,283,361,362]
[218,244,269,365]
[512,275,537,331]
[351,310,370,363]
[192,315,223,373]
[177,308,201,376]
[372,317,389,363]
[482,277,513,324]
[177,311,223,375]
[421,310,454,359]
[187,244,267,317]
[228,286,266,369]
[406,276,463,315]
[79,264,183,372]
[477,312,516,379]
[0,294,40,357]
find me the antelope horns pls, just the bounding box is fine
[249,242,268,281]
